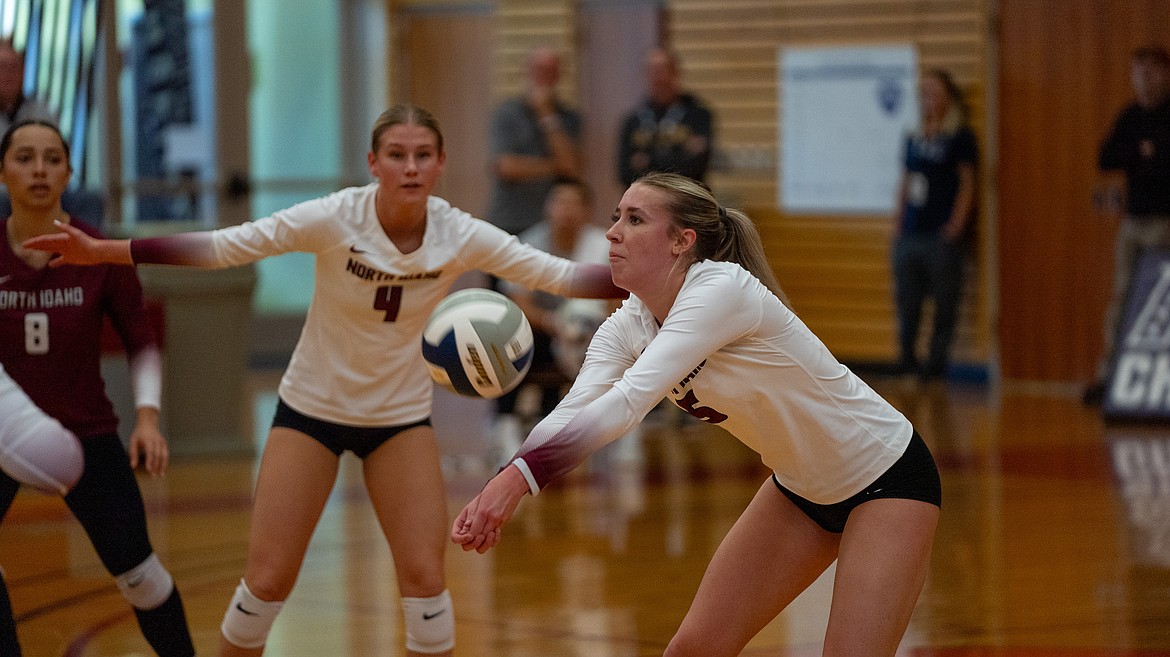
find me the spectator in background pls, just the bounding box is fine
[617,47,714,187]
[0,40,57,136]
[486,47,584,462]
[1085,45,1170,406]
[485,46,582,236]
[891,68,978,382]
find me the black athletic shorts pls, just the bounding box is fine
[271,398,431,459]
[772,430,941,533]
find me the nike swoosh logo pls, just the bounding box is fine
[236,602,258,616]
[422,609,446,620]
[349,245,369,254]
[0,275,11,285]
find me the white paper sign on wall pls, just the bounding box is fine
[779,45,920,215]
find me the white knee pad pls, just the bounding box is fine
[0,374,82,494]
[115,553,174,610]
[401,589,455,653]
[221,580,284,649]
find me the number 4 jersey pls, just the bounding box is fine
[192,184,601,428]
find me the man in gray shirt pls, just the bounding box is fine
[486,46,582,236]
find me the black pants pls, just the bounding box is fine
[892,234,967,377]
[0,435,171,654]
[1,435,154,573]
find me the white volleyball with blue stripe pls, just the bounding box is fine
[422,288,534,398]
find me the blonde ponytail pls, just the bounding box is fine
[635,172,791,308]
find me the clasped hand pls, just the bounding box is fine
[450,464,530,554]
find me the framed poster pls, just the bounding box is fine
[779,45,919,214]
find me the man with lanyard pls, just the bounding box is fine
[617,47,714,187]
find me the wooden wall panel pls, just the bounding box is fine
[998,0,1170,384]
[494,0,577,103]
[667,0,991,368]
[576,2,661,224]
[391,5,495,217]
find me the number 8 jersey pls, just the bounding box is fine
[0,219,157,439]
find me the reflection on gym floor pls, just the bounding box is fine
[3,372,1170,656]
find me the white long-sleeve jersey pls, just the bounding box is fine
[514,260,914,505]
[199,185,614,426]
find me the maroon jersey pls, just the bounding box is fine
[0,219,157,438]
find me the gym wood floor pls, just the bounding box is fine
[3,372,1169,657]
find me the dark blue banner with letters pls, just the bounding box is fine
[1105,248,1170,420]
[133,0,194,221]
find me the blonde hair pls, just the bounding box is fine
[634,172,790,308]
[370,104,444,153]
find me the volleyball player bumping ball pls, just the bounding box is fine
[25,104,622,657]
[452,172,943,657]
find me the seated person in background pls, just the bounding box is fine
[494,178,641,466]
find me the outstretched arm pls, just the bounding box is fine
[22,221,133,266]
[567,262,626,300]
[23,221,218,267]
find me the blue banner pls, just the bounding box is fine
[1105,248,1170,420]
[132,0,194,221]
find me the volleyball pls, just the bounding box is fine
[421,288,534,399]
